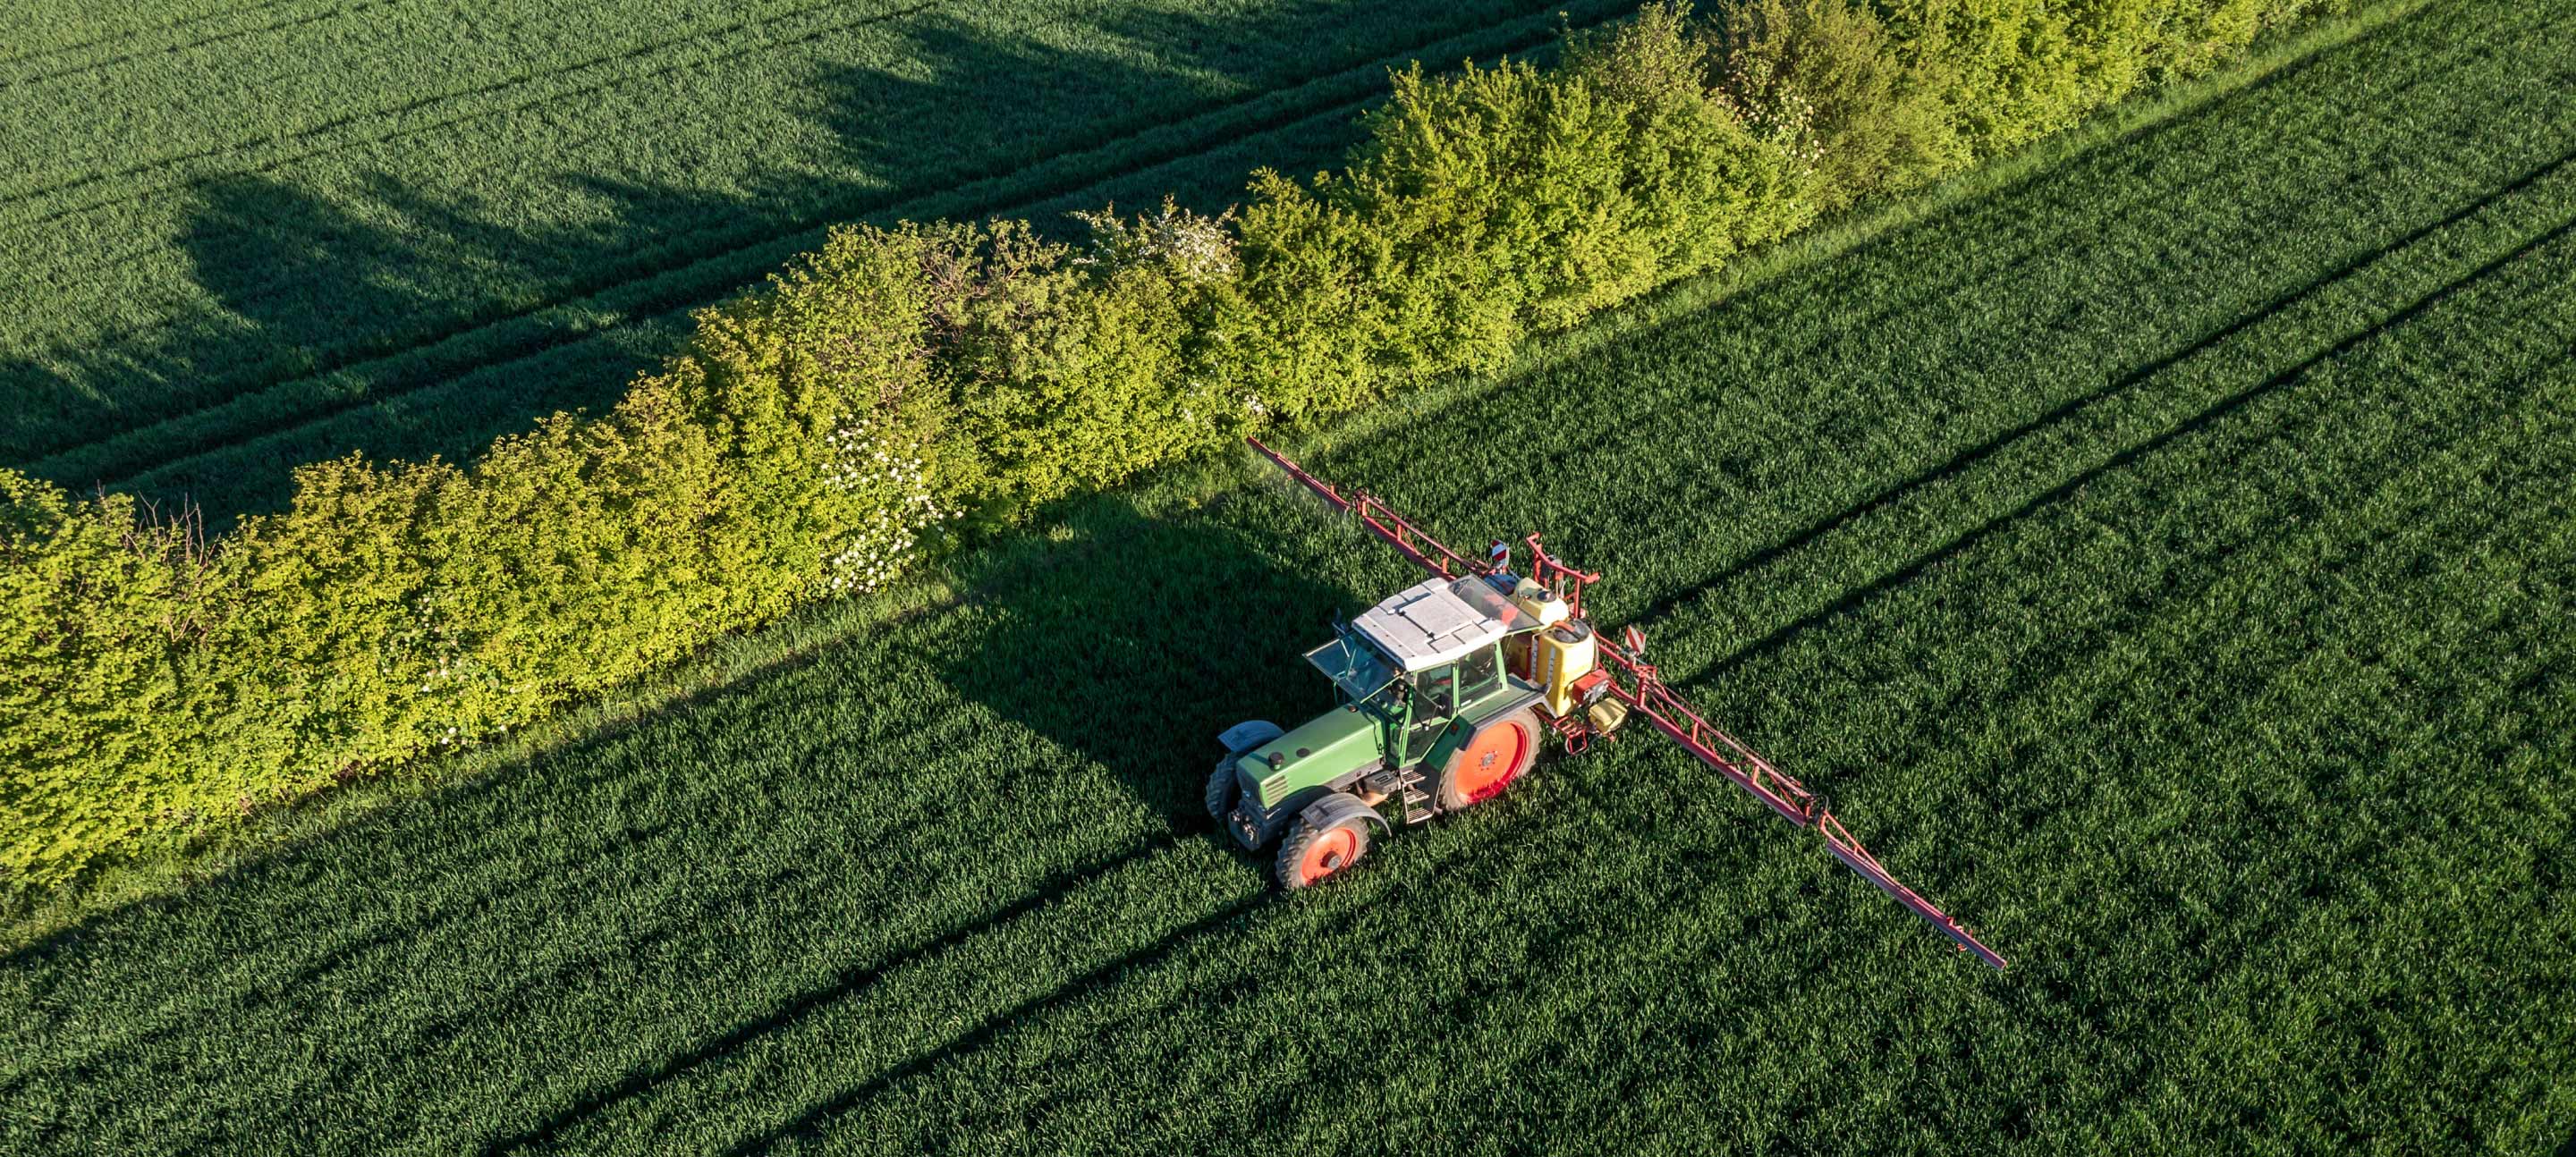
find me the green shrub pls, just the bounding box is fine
[1214,171,1402,419]
[1568,3,1819,259]
[1700,0,1965,207]
[927,216,1241,513]
[0,476,200,882]
[1214,23,1804,420]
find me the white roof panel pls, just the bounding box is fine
[1353,576,1516,671]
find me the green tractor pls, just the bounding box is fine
[1207,572,1583,888]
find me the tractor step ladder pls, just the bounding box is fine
[1396,769,1434,824]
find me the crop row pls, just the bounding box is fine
[1,0,931,198]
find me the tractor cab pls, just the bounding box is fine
[1308,574,1530,722]
[1343,575,1534,755]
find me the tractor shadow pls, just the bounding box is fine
[928,490,1360,840]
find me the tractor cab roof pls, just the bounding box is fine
[1352,575,1522,672]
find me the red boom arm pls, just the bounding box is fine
[1247,436,2007,970]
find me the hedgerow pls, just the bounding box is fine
[0,0,2353,892]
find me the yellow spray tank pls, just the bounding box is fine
[1508,578,1600,717]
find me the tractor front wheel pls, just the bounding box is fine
[1275,812,1371,890]
[1205,758,1240,824]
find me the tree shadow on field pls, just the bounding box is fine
[2,0,1572,521]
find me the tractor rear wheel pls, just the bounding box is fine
[1275,812,1371,890]
[1434,714,1538,810]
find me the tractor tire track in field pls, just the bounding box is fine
[0,0,310,70]
[490,866,1268,1153]
[470,832,1190,1155]
[1688,207,2576,692]
[563,753,1656,1154]
[298,831,1219,1153]
[1626,141,2576,637]
[0,0,945,209]
[0,698,1004,1112]
[699,896,1263,1157]
[20,0,1640,492]
[0,0,395,91]
[1756,258,2576,854]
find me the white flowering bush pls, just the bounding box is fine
[822,416,953,594]
[1071,197,1241,283]
[383,586,513,751]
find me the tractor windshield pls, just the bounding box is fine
[1306,628,1402,715]
[1448,576,1521,626]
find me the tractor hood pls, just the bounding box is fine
[1235,706,1381,807]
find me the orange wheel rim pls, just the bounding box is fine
[1456,723,1528,804]
[1300,827,1359,884]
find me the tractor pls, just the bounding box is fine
[1208,437,2010,970]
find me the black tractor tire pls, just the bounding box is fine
[1275,811,1371,890]
[1205,758,1241,824]
[1434,713,1540,811]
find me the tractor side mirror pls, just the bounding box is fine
[1621,625,1646,656]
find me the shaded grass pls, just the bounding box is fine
[2,1,2570,1153]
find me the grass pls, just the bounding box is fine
[4,0,2572,1152]
[0,0,1645,521]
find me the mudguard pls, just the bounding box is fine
[1298,790,1390,838]
[1216,720,1285,754]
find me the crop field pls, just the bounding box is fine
[0,0,1640,520]
[5,0,2574,1153]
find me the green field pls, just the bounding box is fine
[0,0,1640,520]
[5,0,2573,1152]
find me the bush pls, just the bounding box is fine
[0,477,199,880]
[1700,0,1965,208]
[1216,26,1805,419]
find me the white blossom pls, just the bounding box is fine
[822,414,953,594]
